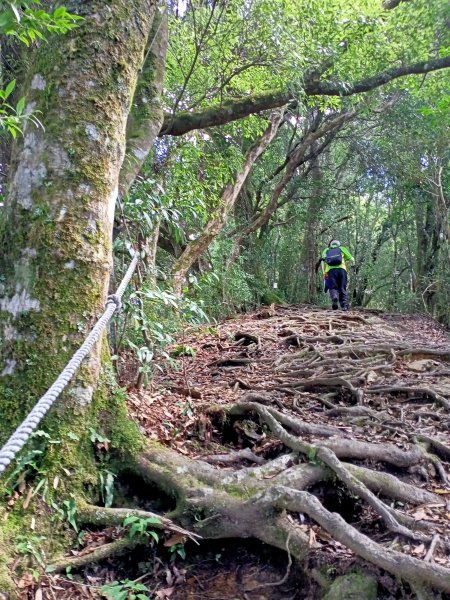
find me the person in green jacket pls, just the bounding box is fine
[320,239,355,311]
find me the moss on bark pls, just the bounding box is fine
[322,572,378,600]
[0,0,157,589]
[0,0,156,453]
[119,10,168,197]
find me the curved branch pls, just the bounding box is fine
[171,108,285,293]
[159,56,450,137]
[160,90,293,136]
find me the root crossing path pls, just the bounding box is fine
[49,306,450,599]
[128,306,450,598]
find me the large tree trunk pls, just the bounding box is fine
[0,0,156,449]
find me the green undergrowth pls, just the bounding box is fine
[0,358,144,594]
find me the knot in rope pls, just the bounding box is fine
[106,294,122,313]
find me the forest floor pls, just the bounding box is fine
[17,305,450,600]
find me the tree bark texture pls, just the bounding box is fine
[119,10,168,198]
[0,0,156,443]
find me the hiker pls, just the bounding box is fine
[320,239,355,311]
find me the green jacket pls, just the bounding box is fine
[321,244,354,274]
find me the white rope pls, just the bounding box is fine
[0,252,139,475]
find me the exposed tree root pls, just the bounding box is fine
[230,402,423,467]
[367,385,450,411]
[128,440,450,594]
[257,486,450,593]
[76,501,201,543]
[52,307,450,599]
[227,403,440,543]
[48,538,141,573]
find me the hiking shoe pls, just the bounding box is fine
[342,306,349,311]
[332,299,339,310]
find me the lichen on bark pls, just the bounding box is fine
[0,2,160,592]
[0,8,159,591]
[0,0,157,444]
[119,10,168,198]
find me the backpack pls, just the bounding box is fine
[325,246,343,266]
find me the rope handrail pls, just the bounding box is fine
[0,252,139,475]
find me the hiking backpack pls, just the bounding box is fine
[324,246,343,266]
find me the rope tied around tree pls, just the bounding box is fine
[0,251,140,475]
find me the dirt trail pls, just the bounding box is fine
[126,305,450,598]
[131,306,450,463]
[28,306,450,600]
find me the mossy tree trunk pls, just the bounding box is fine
[119,10,168,198]
[0,0,156,456]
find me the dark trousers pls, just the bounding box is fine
[324,268,348,308]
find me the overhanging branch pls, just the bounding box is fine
[159,56,450,137]
[383,0,411,9]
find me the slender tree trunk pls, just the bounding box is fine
[0,0,156,444]
[141,216,161,288]
[300,152,322,303]
[119,10,168,198]
[414,185,444,315]
[171,109,285,295]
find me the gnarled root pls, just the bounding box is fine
[132,438,450,595]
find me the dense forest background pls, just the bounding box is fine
[0,0,449,598]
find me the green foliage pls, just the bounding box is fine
[0,78,42,137]
[123,515,163,543]
[0,2,82,136]
[60,497,78,532]
[99,470,116,508]
[171,344,196,357]
[166,0,449,116]
[189,238,257,319]
[15,533,47,568]
[101,579,150,600]
[0,2,83,45]
[111,272,210,387]
[168,541,186,562]
[119,177,183,244]
[89,427,111,446]
[2,429,62,497]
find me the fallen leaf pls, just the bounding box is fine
[366,370,379,383]
[164,533,186,547]
[17,574,34,589]
[412,509,428,521]
[22,486,33,510]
